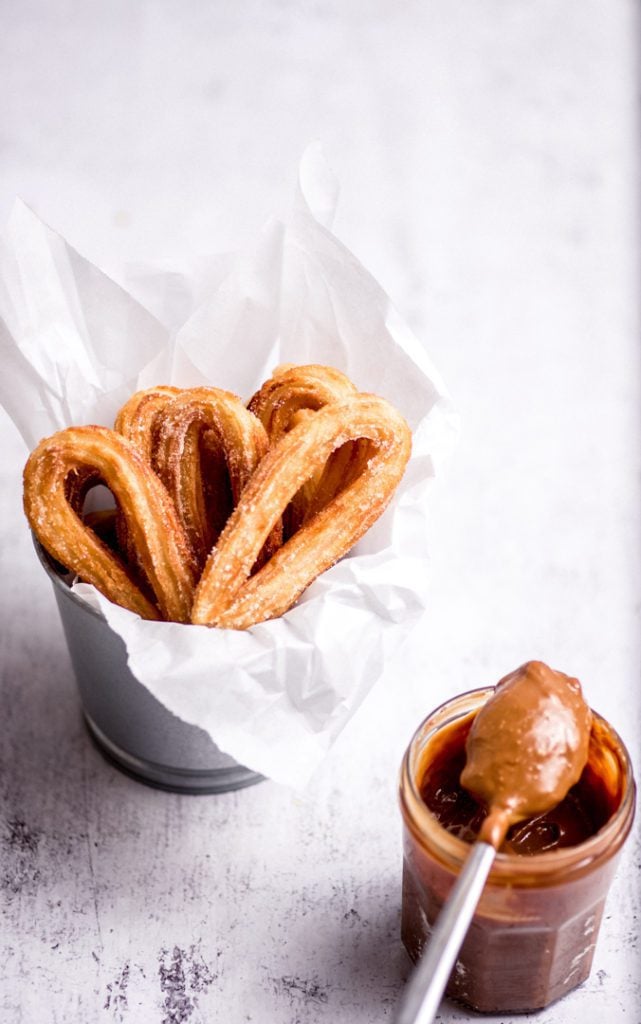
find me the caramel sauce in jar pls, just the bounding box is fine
[399,688,636,1013]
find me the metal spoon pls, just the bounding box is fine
[393,820,504,1024]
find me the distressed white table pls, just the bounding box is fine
[1,2,640,1022]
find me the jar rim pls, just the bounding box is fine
[400,687,636,883]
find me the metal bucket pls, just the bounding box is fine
[35,539,263,794]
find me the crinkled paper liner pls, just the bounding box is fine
[1,145,458,787]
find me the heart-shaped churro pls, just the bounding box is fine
[23,425,197,622]
[116,385,278,573]
[192,394,412,629]
[151,387,275,570]
[248,364,370,537]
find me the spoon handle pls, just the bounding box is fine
[394,841,496,1024]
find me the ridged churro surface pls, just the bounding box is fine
[24,425,196,622]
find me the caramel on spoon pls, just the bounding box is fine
[461,660,592,849]
[396,660,592,1024]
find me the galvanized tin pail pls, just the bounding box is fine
[35,539,263,794]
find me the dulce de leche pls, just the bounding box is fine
[399,666,636,1013]
[461,661,592,847]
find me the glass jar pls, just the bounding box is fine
[399,688,636,1013]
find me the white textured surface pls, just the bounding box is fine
[1,2,640,1023]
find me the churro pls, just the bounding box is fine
[192,394,411,629]
[24,425,196,622]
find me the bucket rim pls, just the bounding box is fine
[33,533,113,623]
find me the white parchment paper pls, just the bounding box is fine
[0,146,458,787]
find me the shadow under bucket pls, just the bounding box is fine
[35,539,263,794]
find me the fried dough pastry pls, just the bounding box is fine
[248,364,368,535]
[191,394,411,630]
[24,426,197,622]
[113,386,187,573]
[25,366,412,629]
[151,387,276,570]
[115,384,275,571]
[114,385,182,461]
[248,364,358,437]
